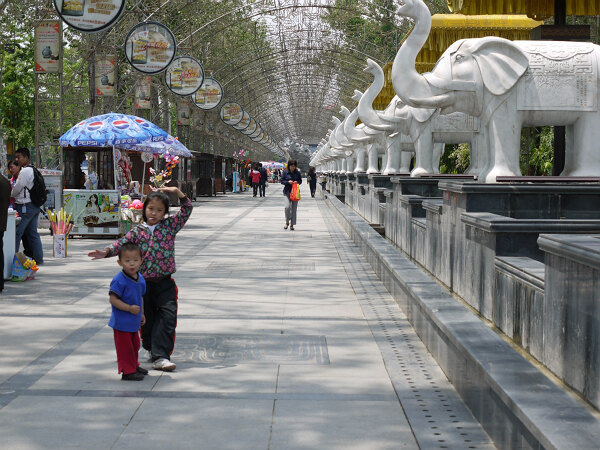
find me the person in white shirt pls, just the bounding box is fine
[11,148,44,264]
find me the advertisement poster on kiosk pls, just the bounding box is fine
[63,190,120,235]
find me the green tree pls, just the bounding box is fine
[439,143,470,174]
[0,28,35,148]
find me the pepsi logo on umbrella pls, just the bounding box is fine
[86,121,104,131]
[112,120,130,130]
[135,118,151,128]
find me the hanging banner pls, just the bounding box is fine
[193,77,223,110]
[232,111,251,131]
[177,101,191,125]
[35,20,61,73]
[241,118,258,135]
[219,102,243,126]
[134,76,152,109]
[95,55,116,96]
[165,56,204,96]
[125,22,176,74]
[53,0,126,33]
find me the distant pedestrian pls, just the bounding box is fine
[108,243,147,381]
[319,172,327,191]
[89,186,193,372]
[259,163,268,197]
[0,173,11,294]
[281,159,302,230]
[307,167,317,197]
[11,148,44,264]
[250,164,261,197]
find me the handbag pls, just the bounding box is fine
[290,181,301,201]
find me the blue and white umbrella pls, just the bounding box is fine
[119,134,192,157]
[59,113,169,147]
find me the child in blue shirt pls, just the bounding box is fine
[109,243,147,381]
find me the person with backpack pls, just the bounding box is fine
[11,147,45,264]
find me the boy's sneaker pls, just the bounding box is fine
[122,372,144,381]
[136,366,149,375]
[153,358,176,371]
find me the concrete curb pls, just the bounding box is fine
[323,192,600,450]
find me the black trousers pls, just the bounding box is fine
[252,183,258,196]
[141,277,178,361]
[259,182,266,197]
[0,231,4,292]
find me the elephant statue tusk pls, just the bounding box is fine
[408,93,454,109]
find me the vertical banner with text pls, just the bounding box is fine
[35,20,62,73]
[135,76,152,109]
[95,56,116,96]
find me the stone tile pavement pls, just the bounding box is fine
[0,182,494,449]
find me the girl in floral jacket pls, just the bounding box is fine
[89,186,192,372]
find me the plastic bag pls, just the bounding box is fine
[290,181,301,201]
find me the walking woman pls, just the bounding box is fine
[280,159,302,230]
[307,167,317,197]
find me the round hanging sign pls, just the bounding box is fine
[241,118,257,136]
[232,111,251,131]
[249,125,262,140]
[194,77,223,110]
[165,56,204,96]
[53,0,126,33]
[125,22,177,74]
[219,102,244,126]
[251,129,265,142]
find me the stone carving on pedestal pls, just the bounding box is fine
[391,0,600,182]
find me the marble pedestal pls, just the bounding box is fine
[344,173,355,208]
[355,174,370,219]
[538,234,600,410]
[366,175,392,225]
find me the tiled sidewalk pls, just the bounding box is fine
[0,183,492,449]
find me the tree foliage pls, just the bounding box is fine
[0,26,35,148]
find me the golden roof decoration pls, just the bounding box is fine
[447,0,599,20]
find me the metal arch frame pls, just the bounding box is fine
[170,0,404,48]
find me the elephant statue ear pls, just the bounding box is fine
[466,37,528,96]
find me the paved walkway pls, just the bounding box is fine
[0,182,494,449]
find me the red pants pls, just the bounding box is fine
[113,329,140,375]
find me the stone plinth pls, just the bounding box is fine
[390,176,445,251]
[437,181,600,294]
[538,233,600,410]
[365,175,392,225]
[356,174,370,219]
[344,173,355,207]
[422,199,444,280]
[460,212,600,319]
[384,191,396,245]
[494,257,545,361]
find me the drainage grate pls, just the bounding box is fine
[321,203,495,450]
[172,333,330,365]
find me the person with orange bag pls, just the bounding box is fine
[280,159,302,230]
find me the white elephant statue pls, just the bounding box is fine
[359,59,486,177]
[392,0,600,182]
